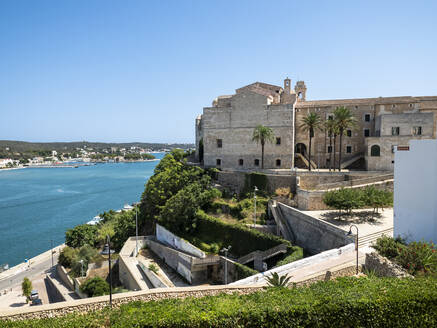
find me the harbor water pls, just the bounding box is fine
[0,154,164,267]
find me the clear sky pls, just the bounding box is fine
[1,0,436,143]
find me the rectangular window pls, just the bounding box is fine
[364,129,370,137]
[254,159,259,166]
[216,159,221,166]
[327,146,332,153]
[276,137,281,145]
[391,127,400,136]
[276,159,281,167]
[216,139,222,148]
[364,114,371,122]
[413,126,422,136]
[238,159,243,166]
[346,146,352,154]
[347,130,352,137]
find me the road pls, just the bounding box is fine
[0,252,59,291]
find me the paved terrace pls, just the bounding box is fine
[302,208,394,248]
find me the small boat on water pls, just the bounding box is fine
[87,216,102,225]
[123,204,134,211]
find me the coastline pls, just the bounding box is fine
[0,167,25,172]
[0,244,65,282]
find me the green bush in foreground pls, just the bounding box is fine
[80,277,109,297]
[3,277,437,327]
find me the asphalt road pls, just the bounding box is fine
[0,254,58,291]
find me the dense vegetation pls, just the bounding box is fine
[80,277,110,297]
[139,150,302,268]
[323,186,393,214]
[3,277,437,327]
[373,236,437,277]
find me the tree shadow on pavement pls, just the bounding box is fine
[321,210,383,226]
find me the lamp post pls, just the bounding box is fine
[347,224,359,275]
[101,235,114,308]
[79,259,84,278]
[253,186,258,228]
[221,246,231,285]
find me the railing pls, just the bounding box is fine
[314,173,394,190]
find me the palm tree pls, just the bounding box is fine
[299,113,323,171]
[333,107,357,171]
[325,118,337,172]
[266,272,292,288]
[252,125,275,169]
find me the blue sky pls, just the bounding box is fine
[1,0,436,143]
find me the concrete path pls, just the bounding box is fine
[302,208,393,247]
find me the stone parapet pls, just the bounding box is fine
[364,252,412,278]
[0,285,263,321]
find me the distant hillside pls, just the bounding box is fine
[0,140,194,152]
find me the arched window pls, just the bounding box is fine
[370,145,380,157]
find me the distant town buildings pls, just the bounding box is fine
[394,139,437,243]
[195,78,437,171]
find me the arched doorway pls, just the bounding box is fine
[295,143,307,155]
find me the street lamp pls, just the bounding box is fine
[101,235,115,308]
[347,224,359,275]
[221,246,231,285]
[79,259,85,278]
[253,186,258,228]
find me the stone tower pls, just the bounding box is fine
[295,81,307,101]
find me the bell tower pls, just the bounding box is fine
[284,77,291,94]
[295,81,307,101]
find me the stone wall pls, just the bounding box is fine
[274,202,353,254]
[364,252,412,278]
[0,285,263,321]
[216,170,296,194]
[56,264,74,291]
[45,275,66,303]
[156,224,205,258]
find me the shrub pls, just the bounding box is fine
[372,235,405,259]
[65,224,98,248]
[80,277,109,297]
[234,262,258,280]
[361,186,393,213]
[266,272,292,288]
[396,241,437,276]
[274,246,304,267]
[275,187,292,198]
[148,264,158,274]
[6,277,437,327]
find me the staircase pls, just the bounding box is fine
[357,227,394,248]
[340,152,364,169]
[295,153,317,170]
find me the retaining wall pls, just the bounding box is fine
[56,264,74,291]
[44,275,66,303]
[275,202,352,253]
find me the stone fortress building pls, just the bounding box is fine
[195,77,437,171]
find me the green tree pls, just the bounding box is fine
[362,186,393,215]
[300,113,323,171]
[58,246,79,268]
[65,224,98,248]
[333,106,357,171]
[252,125,275,169]
[21,277,32,302]
[80,277,109,297]
[323,188,364,214]
[111,211,136,251]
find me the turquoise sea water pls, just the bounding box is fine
[0,153,164,267]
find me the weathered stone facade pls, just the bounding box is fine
[195,78,437,171]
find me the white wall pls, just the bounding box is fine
[394,139,437,243]
[156,224,206,258]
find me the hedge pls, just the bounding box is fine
[234,262,258,280]
[3,277,437,327]
[186,210,300,258]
